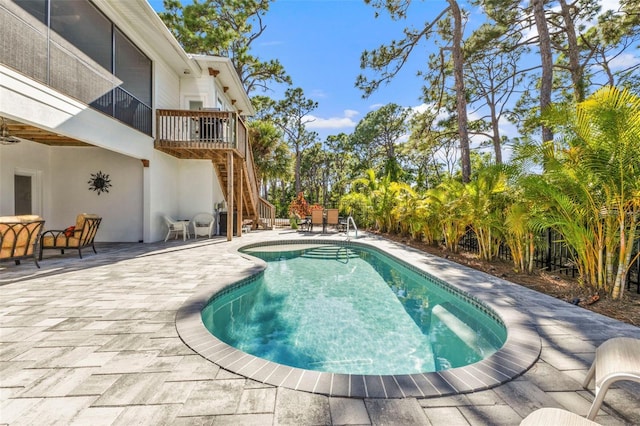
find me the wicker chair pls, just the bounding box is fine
[164,216,189,241]
[191,213,215,239]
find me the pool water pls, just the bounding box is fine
[201,244,506,375]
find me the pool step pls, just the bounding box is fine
[302,246,359,260]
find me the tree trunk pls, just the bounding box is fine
[294,147,302,194]
[448,0,471,182]
[528,232,535,274]
[532,0,554,143]
[490,103,503,164]
[612,215,637,299]
[558,0,585,102]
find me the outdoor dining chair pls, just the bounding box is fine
[310,209,323,232]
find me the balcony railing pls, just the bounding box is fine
[91,87,152,135]
[156,109,246,152]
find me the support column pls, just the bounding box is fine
[236,159,243,237]
[142,159,151,243]
[226,151,234,241]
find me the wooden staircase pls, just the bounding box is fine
[155,109,275,238]
[211,152,258,224]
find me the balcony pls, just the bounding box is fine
[155,109,245,157]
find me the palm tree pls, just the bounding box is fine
[540,86,640,299]
[425,179,469,252]
[571,87,640,298]
[465,165,509,261]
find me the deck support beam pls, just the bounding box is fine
[236,158,244,237]
[226,151,234,241]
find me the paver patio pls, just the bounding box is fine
[1,229,638,425]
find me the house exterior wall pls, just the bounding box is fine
[155,60,181,110]
[49,147,144,242]
[178,160,215,218]
[0,141,144,242]
[148,150,179,242]
[1,66,153,160]
[0,139,50,217]
[1,0,251,244]
[180,77,214,109]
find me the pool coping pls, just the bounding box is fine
[175,237,541,398]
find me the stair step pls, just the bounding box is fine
[301,247,359,260]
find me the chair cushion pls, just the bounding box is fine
[42,235,81,248]
[0,217,44,257]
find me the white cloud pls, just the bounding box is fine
[304,110,360,130]
[600,0,621,13]
[411,103,433,114]
[607,53,640,70]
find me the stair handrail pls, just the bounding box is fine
[345,215,358,240]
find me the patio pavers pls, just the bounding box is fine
[1,230,639,425]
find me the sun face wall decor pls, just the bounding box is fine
[88,171,112,195]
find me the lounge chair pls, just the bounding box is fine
[582,337,640,420]
[40,214,101,259]
[520,408,600,425]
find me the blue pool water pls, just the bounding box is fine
[201,244,507,375]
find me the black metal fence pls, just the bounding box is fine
[458,228,640,293]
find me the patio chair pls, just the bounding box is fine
[191,213,215,239]
[582,336,640,420]
[310,209,323,232]
[164,216,189,241]
[0,215,45,268]
[39,214,101,259]
[520,408,600,425]
[326,209,339,230]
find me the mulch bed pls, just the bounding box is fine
[378,232,640,327]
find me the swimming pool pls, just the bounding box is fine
[176,238,541,398]
[202,244,507,375]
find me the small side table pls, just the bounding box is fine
[178,220,191,240]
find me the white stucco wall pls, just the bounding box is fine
[148,150,180,242]
[49,147,144,242]
[178,160,214,218]
[0,141,144,242]
[0,141,50,217]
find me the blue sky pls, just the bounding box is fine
[149,0,443,140]
[148,0,637,145]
